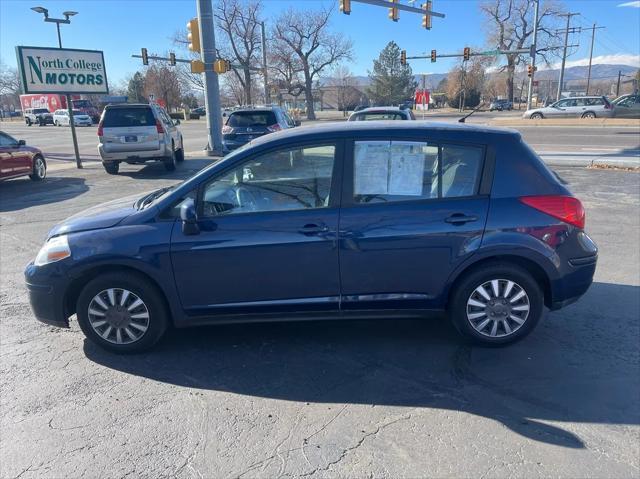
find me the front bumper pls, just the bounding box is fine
[24,262,69,328]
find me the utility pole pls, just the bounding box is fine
[260,21,269,104]
[616,70,622,96]
[197,0,223,156]
[556,12,579,101]
[459,60,467,112]
[585,23,606,95]
[526,0,539,110]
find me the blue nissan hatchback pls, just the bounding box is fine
[25,122,598,352]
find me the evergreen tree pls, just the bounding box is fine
[127,72,146,103]
[367,41,417,106]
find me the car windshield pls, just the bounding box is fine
[227,111,277,127]
[73,100,90,108]
[103,107,156,127]
[353,112,405,121]
[33,109,49,114]
[72,110,85,115]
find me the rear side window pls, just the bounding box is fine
[227,111,277,127]
[352,140,483,204]
[103,107,156,127]
[585,98,604,106]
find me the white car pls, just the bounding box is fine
[97,103,184,174]
[53,109,93,127]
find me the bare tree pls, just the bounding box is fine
[272,8,353,119]
[329,66,362,113]
[446,56,490,109]
[480,0,563,101]
[215,0,263,105]
[144,63,183,111]
[268,47,304,104]
[0,62,22,113]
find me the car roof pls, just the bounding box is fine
[355,107,404,113]
[104,103,154,109]
[248,120,519,148]
[230,107,281,114]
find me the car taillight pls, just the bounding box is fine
[267,124,281,132]
[97,121,103,137]
[156,120,164,134]
[519,195,585,229]
[222,125,233,134]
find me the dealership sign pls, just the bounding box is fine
[16,46,109,95]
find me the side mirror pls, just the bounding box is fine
[294,119,302,127]
[18,139,26,146]
[180,198,199,235]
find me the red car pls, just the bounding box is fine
[0,131,47,181]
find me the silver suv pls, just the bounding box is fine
[97,103,184,174]
[523,96,614,119]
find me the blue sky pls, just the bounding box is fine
[1,0,639,89]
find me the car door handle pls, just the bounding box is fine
[299,224,330,235]
[445,214,478,225]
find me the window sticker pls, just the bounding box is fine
[388,142,427,196]
[354,141,391,195]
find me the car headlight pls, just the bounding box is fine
[34,235,71,266]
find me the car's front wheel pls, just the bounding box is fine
[29,155,47,181]
[450,263,544,345]
[530,112,544,120]
[76,272,169,353]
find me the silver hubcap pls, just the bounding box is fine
[466,279,530,338]
[88,288,150,345]
[35,159,45,177]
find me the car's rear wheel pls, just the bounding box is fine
[450,263,544,345]
[530,112,543,120]
[103,162,120,175]
[582,111,596,119]
[164,145,177,171]
[175,138,185,162]
[26,118,32,126]
[76,272,169,353]
[29,156,46,181]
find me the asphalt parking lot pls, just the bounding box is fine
[1,156,638,478]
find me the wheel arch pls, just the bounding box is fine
[445,254,553,309]
[65,264,173,325]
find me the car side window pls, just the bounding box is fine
[555,100,568,108]
[0,133,16,147]
[352,140,483,204]
[575,99,586,107]
[200,144,336,217]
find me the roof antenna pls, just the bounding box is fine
[458,102,486,123]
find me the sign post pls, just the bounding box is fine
[16,46,108,168]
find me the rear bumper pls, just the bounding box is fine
[24,262,69,328]
[550,254,597,310]
[99,144,170,162]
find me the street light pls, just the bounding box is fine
[31,6,82,168]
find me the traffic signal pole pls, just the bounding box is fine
[197,0,223,156]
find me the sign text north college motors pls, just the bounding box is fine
[16,46,109,95]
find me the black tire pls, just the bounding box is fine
[164,145,177,171]
[76,272,169,353]
[449,262,544,346]
[530,112,543,120]
[103,162,120,175]
[29,155,47,181]
[581,111,596,119]
[26,118,32,126]
[175,138,185,162]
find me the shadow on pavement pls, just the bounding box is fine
[0,176,88,212]
[115,158,214,180]
[84,281,640,449]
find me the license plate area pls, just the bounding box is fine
[124,135,138,143]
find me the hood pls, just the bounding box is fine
[47,192,143,239]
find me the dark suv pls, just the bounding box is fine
[25,122,597,353]
[222,106,298,152]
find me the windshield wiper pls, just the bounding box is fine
[136,186,172,210]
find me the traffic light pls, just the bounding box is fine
[213,59,231,74]
[463,47,470,61]
[190,60,205,73]
[422,1,432,30]
[431,49,437,62]
[339,0,351,15]
[527,64,535,77]
[389,0,399,22]
[169,52,176,66]
[187,18,200,53]
[141,48,148,66]
[400,50,407,66]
